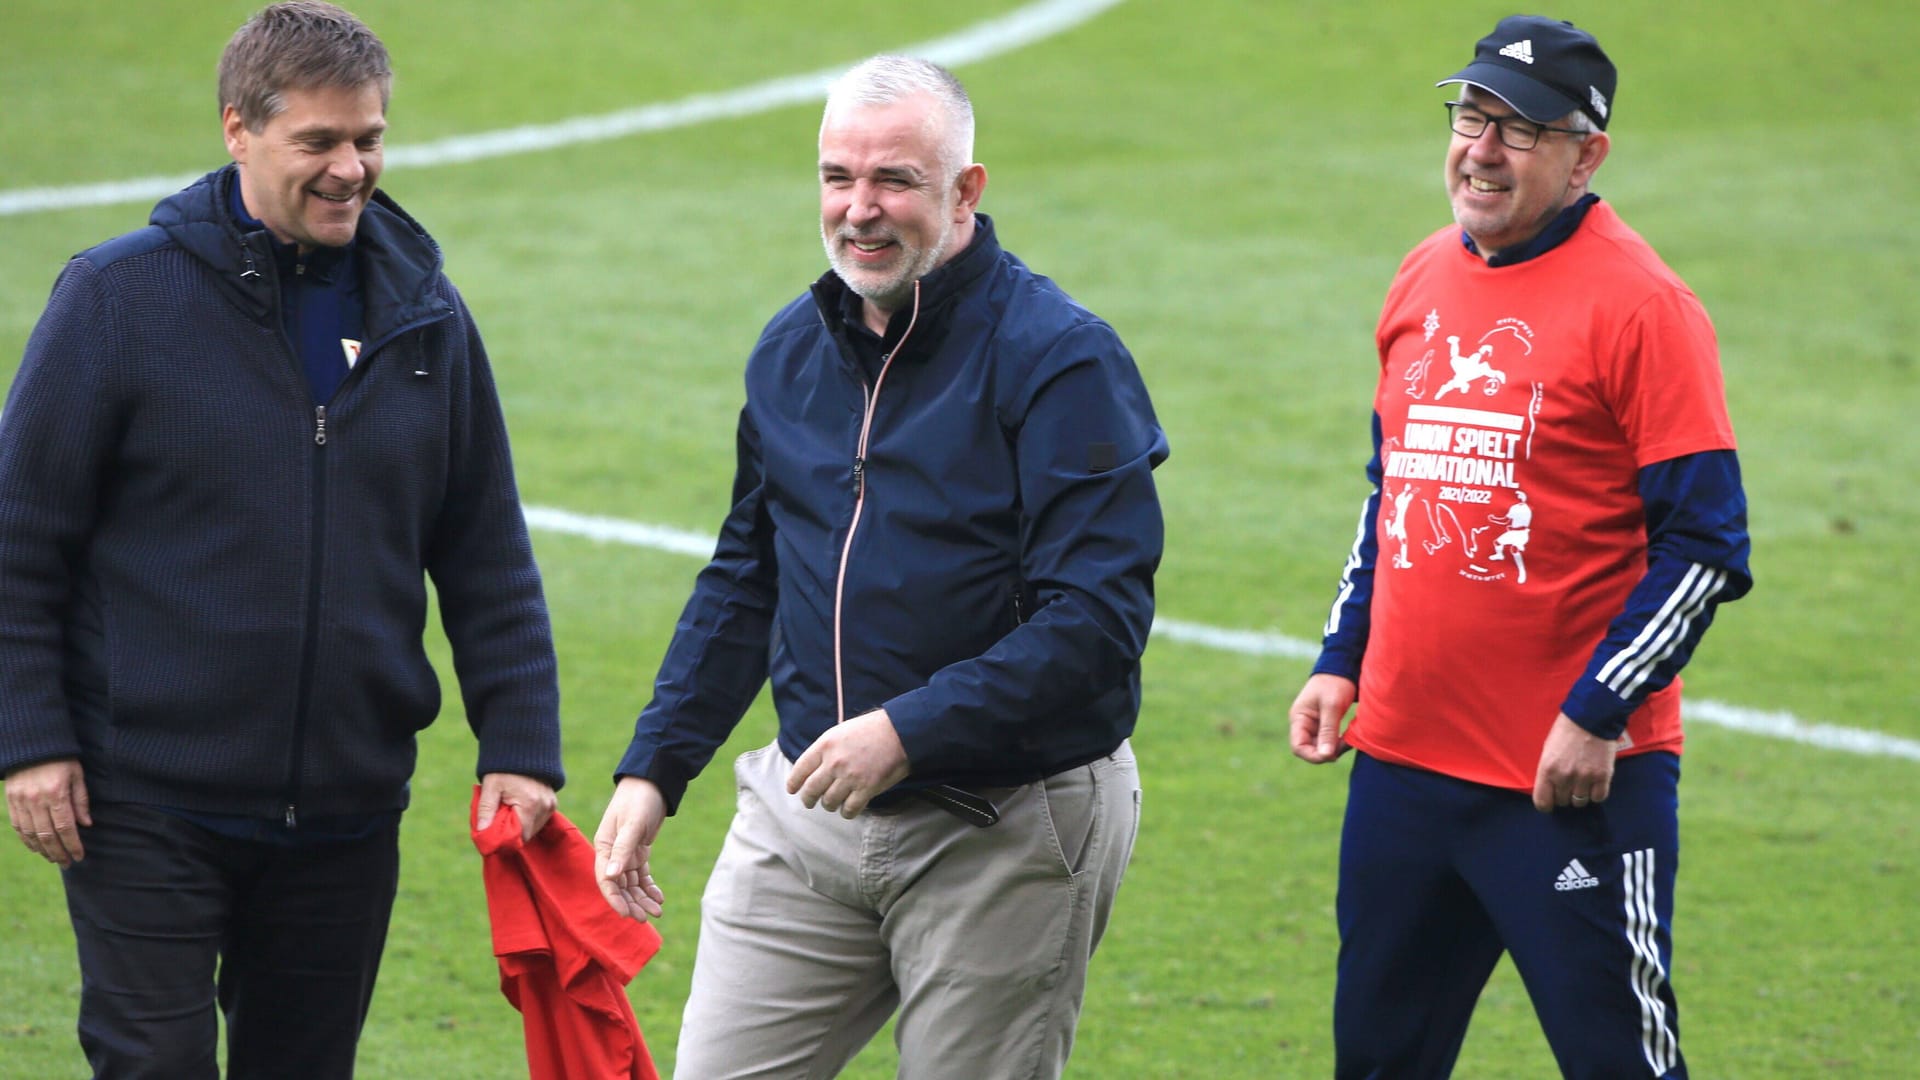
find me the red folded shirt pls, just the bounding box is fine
[471,788,663,1080]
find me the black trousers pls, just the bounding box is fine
[59,803,401,1080]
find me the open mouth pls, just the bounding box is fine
[310,189,357,204]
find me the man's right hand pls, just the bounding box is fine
[4,758,91,868]
[593,776,668,921]
[1289,674,1358,764]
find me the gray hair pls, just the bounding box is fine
[219,1,392,132]
[822,55,975,181]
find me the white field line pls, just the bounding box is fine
[0,0,1126,218]
[521,505,1920,763]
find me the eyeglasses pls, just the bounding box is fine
[1445,102,1584,151]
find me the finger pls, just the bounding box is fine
[1316,703,1344,758]
[1531,772,1555,813]
[822,775,859,815]
[518,795,551,842]
[797,765,835,810]
[1591,773,1612,804]
[787,742,822,796]
[475,783,502,830]
[73,776,92,828]
[603,818,639,879]
[48,805,84,865]
[630,868,665,918]
[606,863,665,921]
[1288,707,1322,762]
[1288,731,1314,762]
[596,869,639,918]
[27,806,68,865]
[839,785,872,819]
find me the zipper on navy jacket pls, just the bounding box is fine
[275,293,454,827]
[284,404,329,828]
[831,282,921,726]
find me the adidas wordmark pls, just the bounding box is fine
[1555,858,1600,891]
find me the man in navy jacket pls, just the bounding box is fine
[596,55,1168,1079]
[0,4,562,1076]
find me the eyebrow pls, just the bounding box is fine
[290,121,388,142]
[817,161,927,183]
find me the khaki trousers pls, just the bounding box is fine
[674,740,1140,1080]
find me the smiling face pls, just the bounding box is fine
[224,81,386,253]
[1445,86,1608,259]
[818,93,986,332]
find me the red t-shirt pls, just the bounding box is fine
[1347,202,1737,790]
[472,791,663,1080]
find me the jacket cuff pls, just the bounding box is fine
[1560,679,1634,740]
[879,687,943,773]
[474,716,565,792]
[615,744,694,817]
[1311,647,1363,684]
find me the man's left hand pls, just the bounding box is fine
[478,772,558,841]
[788,709,910,819]
[1532,712,1617,813]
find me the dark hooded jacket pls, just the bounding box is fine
[0,166,562,819]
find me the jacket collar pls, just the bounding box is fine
[1461,193,1601,267]
[811,213,1002,361]
[150,165,451,339]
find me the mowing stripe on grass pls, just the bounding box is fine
[0,0,1125,218]
[521,505,1920,764]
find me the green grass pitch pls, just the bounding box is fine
[1,1,1915,1075]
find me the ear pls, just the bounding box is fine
[953,162,988,221]
[1569,130,1610,189]
[222,105,250,164]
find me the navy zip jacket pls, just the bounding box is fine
[0,166,563,819]
[617,216,1168,813]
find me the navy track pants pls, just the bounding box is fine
[1334,751,1685,1079]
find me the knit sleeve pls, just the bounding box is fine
[0,259,120,774]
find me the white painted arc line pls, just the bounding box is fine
[0,0,1127,218]
[519,505,1920,763]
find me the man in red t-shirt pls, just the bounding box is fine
[1288,15,1751,1079]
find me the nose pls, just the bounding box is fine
[1463,126,1507,165]
[844,180,883,227]
[326,144,368,185]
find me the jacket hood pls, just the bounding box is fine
[149,165,450,339]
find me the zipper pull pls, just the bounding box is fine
[852,456,865,480]
[284,804,298,829]
[314,405,327,446]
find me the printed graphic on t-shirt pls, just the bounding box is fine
[1383,315,1546,585]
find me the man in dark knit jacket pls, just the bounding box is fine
[0,4,563,1077]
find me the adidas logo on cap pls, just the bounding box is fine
[1554,858,1600,891]
[1499,39,1535,64]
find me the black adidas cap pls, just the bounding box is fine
[1436,15,1616,131]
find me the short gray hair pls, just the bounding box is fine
[1561,108,1598,136]
[822,55,974,181]
[219,1,391,132]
